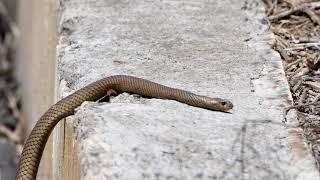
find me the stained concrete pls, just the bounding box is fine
[57,0,319,179]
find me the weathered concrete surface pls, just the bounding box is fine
[56,0,319,179]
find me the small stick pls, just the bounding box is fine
[285,102,320,112]
[283,102,320,122]
[303,8,320,25]
[304,81,320,91]
[292,42,320,48]
[279,49,292,61]
[298,88,309,104]
[267,0,278,16]
[268,2,320,24]
[308,90,318,96]
[263,0,273,8]
[292,79,302,92]
[290,68,310,81]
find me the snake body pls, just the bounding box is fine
[16,75,233,180]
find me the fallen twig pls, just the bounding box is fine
[304,81,320,91]
[279,49,292,61]
[267,0,278,16]
[268,2,320,24]
[303,8,320,25]
[298,88,309,104]
[285,58,303,71]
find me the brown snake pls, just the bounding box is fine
[16,75,233,180]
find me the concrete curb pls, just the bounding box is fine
[53,0,319,179]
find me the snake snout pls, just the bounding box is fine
[221,100,233,111]
[209,98,233,111]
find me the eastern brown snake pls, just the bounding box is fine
[16,75,233,179]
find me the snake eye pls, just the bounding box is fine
[221,102,227,106]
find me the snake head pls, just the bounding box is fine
[208,98,233,112]
[219,99,233,111]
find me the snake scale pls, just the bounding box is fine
[16,75,233,180]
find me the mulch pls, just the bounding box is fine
[0,2,22,179]
[0,2,23,145]
[264,0,320,168]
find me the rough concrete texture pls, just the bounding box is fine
[58,0,319,179]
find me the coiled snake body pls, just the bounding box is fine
[16,75,233,180]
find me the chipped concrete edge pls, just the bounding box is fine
[52,1,83,179]
[52,78,82,180]
[245,3,319,179]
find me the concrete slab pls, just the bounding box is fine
[56,0,319,179]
